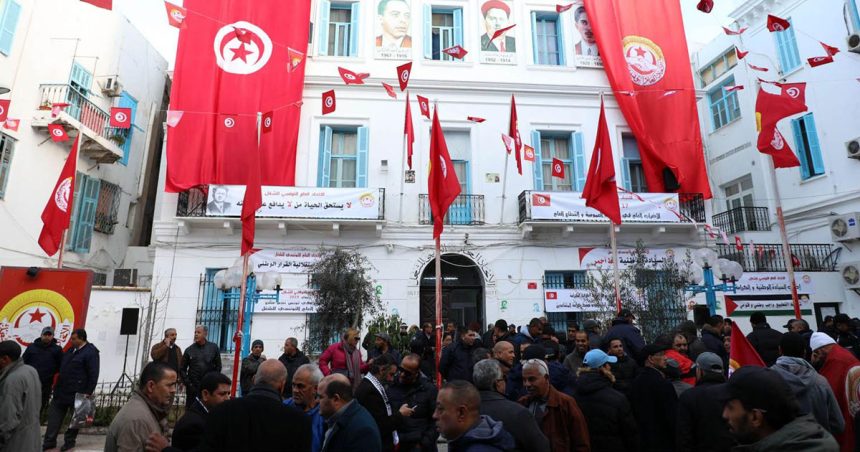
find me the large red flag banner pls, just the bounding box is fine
[583,0,712,198]
[165,1,311,192]
[428,109,462,239]
[39,136,79,256]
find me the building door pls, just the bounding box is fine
[419,254,484,330]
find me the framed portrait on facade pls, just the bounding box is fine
[478,0,517,64]
[375,0,413,60]
[571,2,603,68]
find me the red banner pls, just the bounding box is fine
[583,0,712,199]
[0,267,93,350]
[165,0,311,192]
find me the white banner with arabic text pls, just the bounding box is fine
[544,288,602,312]
[206,186,381,219]
[530,192,682,223]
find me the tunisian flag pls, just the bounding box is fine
[581,99,621,224]
[166,0,311,192]
[509,95,523,175]
[755,82,807,168]
[729,322,765,374]
[583,0,712,198]
[428,108,461,239]
[39,136,79,256]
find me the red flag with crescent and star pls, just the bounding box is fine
[428,108,461,239]
[109,107,132,128]
[583,0,712,198]
[509,95,522,175]
[755,82,807,168]
[397,62,412,91]
[582,98,621,225]
[39,136,79,256]
[0,99,9,122]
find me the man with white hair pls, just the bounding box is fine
[284,364,326,452]
[519,358,590,451]
[811,331,860,451]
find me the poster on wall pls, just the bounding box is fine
[733,272,815,296]
[544,288,602,312]
[255,288,317,313]
[570,2,602,68]
[0,267,93,350]
[530,192,681,223]
[250,249,324,274]
[578,247,686,269]
[206,186,381,220]
[479,0,517,64]
[375,0,413,60]
[725,295,813,316]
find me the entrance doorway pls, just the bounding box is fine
[419,254,485,330]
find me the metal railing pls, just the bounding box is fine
[712,206,771,234]
[716,243,836,272]
[418,194,485,225]
[38,84,127,143]
[89,380,187,427]
[517,191,706,224]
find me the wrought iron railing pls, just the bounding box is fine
[197,270,238,353]
[418,194,485,225]
[38,84,127,143]
[89,380,187,427]
[716,243,837,272]
[712,207,771,234]
[517,191,706,224]
[94,181,121,234]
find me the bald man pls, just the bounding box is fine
[198,360,311,451]
[493,341,515,377]
[434,380,514,450]
[319,374,382,451]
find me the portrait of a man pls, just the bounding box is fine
[480,0,515,52]
[574,6,599,56]
[207,186,231,215]
[376,0,412,49]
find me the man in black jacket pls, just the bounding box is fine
[355,354,414,452]
[180,325,222,407]
[439,326,481,382]
[630,343,677,452]
[319,374,382,452]
[746,312,783,366]
[240,340,265,395]
[170,372,230,451]
[387,354,438,451]
[22,326,62,412]
[410,323,435,378]
[606,338,638,396]
[574,349,640,452]
[676,352,735,452]
[278,337,310,396]
[701,315,728,366]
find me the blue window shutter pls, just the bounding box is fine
[850,0,860,31]
[318,0,331,56]
[621,158,632,191]
[349,2,360,56]
[69,62,93,95]
[68,172,84,251]
[0,0,21,55]
[572,132,586,191]
[72,175,100,253]
[531,130,543,189]
[356,126,369,188]
[117,91,138,166]
[318,126,333,187]
[784,22,800,70]
[530,12,539,64]
[803,114,825,175]
[555,16,566,66]
[423,4,432,59]
[791,119,811,179]
[453,8,463,46]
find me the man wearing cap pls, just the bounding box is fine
[22,326,63,413]
[582,319,603,350]
[811,331,860,451]
[719,366,838,450]
[746,312,783,366]
[0,340,42,451]
[240,340,266,395]
[630,343,677,452]
[519,358,590,452]
[369,332,402,364]
[574,349,640,451]
[604,310,646,359]
[480,0,515,52]
[676,352,735,452]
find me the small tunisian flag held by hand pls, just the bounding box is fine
[729,322,766,374]
[428,107,461,239]
[581,98,621,225]
[509,95,523,175]
[39,136,79,256]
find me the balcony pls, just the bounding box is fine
[418,194,485,226]
[712,207,771,234]
[30,84,125,163]
[716,243,840,272]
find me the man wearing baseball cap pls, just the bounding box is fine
[811,331,860,451]
[22,326,63,413]
[717,366,837,450]
[677,352,735,451]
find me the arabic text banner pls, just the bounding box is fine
[206,186,382,219]
[250,249,323,274]
[545,288,602,312]
[734,272,814,295]
[578,247,686,269]
[255,288,317,313]
[530,192,682,222]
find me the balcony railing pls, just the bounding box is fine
[716,243,839,272]
[419,194,485,225]
[518,191,706,224]
[713,207,771,234]
[38,84,127,143]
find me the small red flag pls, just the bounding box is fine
[382,82,397,99]
[735,236,743,251]
[2,118,19,131]
[262,111,273,133]
[755,82,807,168]
[164,2,187,28]
[428,107,462,239]
[556,3,574,13]
[442,45,468,59]
[582,99,622,225]
[404,94,414,170]
[80,0,112,10]
[748,63,769,72]
[736,48,749,59]
[509,95,522,175]
[491,24,516,41]
[110,107,132,128]
[696,0,713,13]
[723,26,748,35]
[467,116,485,123]
[51,103,70,118]
[724,85,744,92]
[287,47,305,72]
[39,136,79,256]
[166,110,183,128]
[501,134,514,154]
[766,14,791,32]
[417,95,430,119]
[807,55,834,67]
[338,67,364,85]
[729,323,766,374]
[0,99,9,122]
[820,42,840,56]
[397,62,412,91]
[48,124,69,142]
[322,90,336,115]
[532,193,551,206]
[551,158,565,179]
[523,144,535,162]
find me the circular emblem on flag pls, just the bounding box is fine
[771,129,785,150]
[213,21,273,75]
[344,73,356,81]
[554,162,562,173]
[771,23,785,32]
[439,156,448,178]
[51,128,64,137]
[264,117,272,128]
[400,70,409,83]
[224,117,235,128]
[0,105,4,116]
[525,148,534,158]
[54,177,72,213]
[325,97,334,108]
[0,289,76,348]
[114,111,128,124]
[622,35,667,87]
[421,101,427,111]
[170,8,185,23]
[785,87,800,98]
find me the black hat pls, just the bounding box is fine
[522,344,546,361]
[639,342,670,358]
[782,318,797,329]
[713,366,799,415]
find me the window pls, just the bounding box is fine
[94,181,120,234]
[67,62,93,121]
[723,175,754,211]
[197,268,240,353]
[115,91,137,166]
[318,1,360,57]
[445,130,471,223]
[531,131,585,191]
[849,0,860,32]
[620,134,647,192]
[791,113,825,179]
[68,172,100,254]
[0,133,14,199]
[423,5,463,61]
[544,271,587,332]
[0,0,21,55]
[773,18,801,73]
[699,48,738,86]
[531,12,566,66]
[318,126,368,188]
[708,77,741,130]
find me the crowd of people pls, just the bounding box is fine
[2,310,860,451]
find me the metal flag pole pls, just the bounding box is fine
[499,145,511,225]
[399,91,409,223]
[767,158,802,318]
[609,224,622,313]
[434,235,443,389]
[57,235,66,268]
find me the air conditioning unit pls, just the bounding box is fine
[830,213,860,242]
[841,262,860,289]
[847,138,860,159]
[848,33,860,54]
[113,268,138,287]
[101,77,122,97]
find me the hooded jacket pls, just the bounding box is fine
[448,415,515,452]
[731,414,838,451]
[22,337,63,384]
[573,369,640,452]
[771,356,844,435]
[0,360,41,451]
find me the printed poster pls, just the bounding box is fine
[375,0,413,60]
[478,0,517,64]
[206,186,381,220]
[570,2,602,68]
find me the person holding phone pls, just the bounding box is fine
[388,354,439,451]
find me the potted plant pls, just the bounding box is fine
[108,134,126,147]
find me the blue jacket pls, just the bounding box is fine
[54,342,99,404]
[448,415,515,452]
[322,400,381,452]
[440,341,480,382]
[22,337,63,384]
[285,398,325,452]
[605,320,646,358]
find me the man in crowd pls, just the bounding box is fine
[473,359,549,452]
[368,332,402,364]
[719,366,838,450]
[0,340,41,451]
[543,341,576,396]
[604,310,645,358]
[410,322,436,378]
[746,312,783,366]
[573,6,599,56]
[562,331,589,373]
[285,364,326,452]
[582,319,603,350]
[507,344,544,400]
[199,360,311,450]
[484,319,513,348]
[606,338,638,396]
[630,343,677,452]
[153,371,231,451]
[435,380,514,451]
[180,325,221,406]
[388,354,438,452]
[106,362,176,452]
[678,321,705,360]
[278,337,310,397]
[318,374,382,452]
[667,332,695,386]
[149,328,182,376]
[492,340,514,379]
[834,314,860,357]
[790,319,814,359]
[676,352,734,452]
[811,331,860,451]
[513,318,542,357]
[701,315,727,364]
[772,332,844,435]
[440,326,481,382]
[43,328,99,452]
[240,339,266,395]
[375,0,412,49]
[519,358,590,451]
[22,326,62,413]
[355,353,414,452]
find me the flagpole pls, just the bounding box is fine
[767,158,801,318]
[57,234,66,269]
[434,236,442,389]
[499,150,510,225]
[399,91,408,223]
[231,252,250,397]
[609,224,622,313]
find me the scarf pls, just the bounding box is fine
[342,342,362,389]
[365,373,398,445]
[133,390,169,434]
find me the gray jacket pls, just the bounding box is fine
[105,392,167,452]
[771,356,845,435]
[478,390,549,452]
[0,360,42,452]
[732,414,838,451]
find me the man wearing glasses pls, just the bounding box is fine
[23,326,63,413]
[388,354,438,451]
